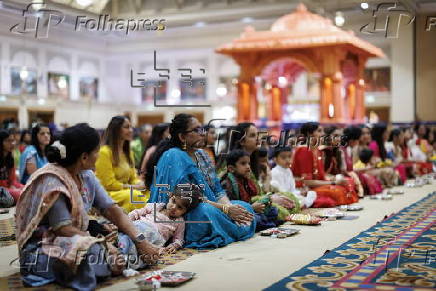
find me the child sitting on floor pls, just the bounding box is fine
[220,149,281,231]
[120,184,202,268]
[270,146,317,208]
[353,148,374,170]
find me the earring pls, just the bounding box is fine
[182,140,187,151]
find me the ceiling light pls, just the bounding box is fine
[58,77,67,89]
[31,0,46,11]
[334,11,345,27]
[20,68,29,80]
[241,17,254,23]
[76,0,93,7]
[360,2,369,10]
[366,95,375,103]
[278,76,287,87]
[0,96,6,102]
[216,85,227,97]
[37,98,46,105]
[194,21,206,27]
[328,104,335,118]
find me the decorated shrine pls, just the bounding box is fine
[216,3,384,124]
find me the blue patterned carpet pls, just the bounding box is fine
[265,192,436,291]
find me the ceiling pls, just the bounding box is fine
[2,0,436,29]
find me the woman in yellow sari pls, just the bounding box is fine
[96,116,147,212]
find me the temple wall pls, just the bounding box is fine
[416,13,436,122]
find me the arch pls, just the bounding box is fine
[11,51,37,68]
[255,52,320,77]
[48,56,70,73]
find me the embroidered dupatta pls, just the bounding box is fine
[16,163,103,272]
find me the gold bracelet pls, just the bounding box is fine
[222,205,229,215]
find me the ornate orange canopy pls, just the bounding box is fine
[216,3,384,124]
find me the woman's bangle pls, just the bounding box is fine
[222,205,229,215]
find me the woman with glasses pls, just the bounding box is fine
[145,113,255,249]
[95,116,147,212]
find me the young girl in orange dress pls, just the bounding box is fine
[291,122,358,207]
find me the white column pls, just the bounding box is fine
[71,53,79,101]
[1,40,11,94]
[37,48,47,98]
[390,22,414,122]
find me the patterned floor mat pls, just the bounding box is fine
[265,192,436,291]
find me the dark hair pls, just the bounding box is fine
[172,184,203,212]
[145,114,194,187]
[228,122,260,179]
[273,146,292,158]
[31,123,51,158]
[46,123,100,167]
[258,147,268,159]
[389,128,402,142]
[359,148,373,164]
[300,122,319,136]
[103,116,132,167]
[0,130,14,169]
[229,122,255,151]
[139,123,170,171]
[20,129,31,144]
[343,126,362,142]
[145,123,170,152]
[226,149,249,167]
[371,123,387,160]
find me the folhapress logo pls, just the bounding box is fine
[10,2,64,39]
[75,15,166,34]
[10,2,166,39]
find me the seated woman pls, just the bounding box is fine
[96,116,147,213]
[146,114,255,249]
[0,130,24,205]
[369,124,403,186]
[220,150,283,231]
[322,126,364,198]
[19,124,50,184]
[16,123,159,290]
[344,126,383,196]
[139,123,170,179]
[292,122,357,207]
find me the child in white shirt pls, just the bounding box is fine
[270,146,317,208]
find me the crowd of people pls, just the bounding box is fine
[0,116,435,290]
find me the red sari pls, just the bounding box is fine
[402,145,433,175]
[292,146,358,207]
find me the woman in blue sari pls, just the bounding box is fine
[146,114,255,249]
[19,124,51,184]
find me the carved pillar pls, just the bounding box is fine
[355,79,365,122]
[237,68,257,122]
[320,76,332,123]
[332,73,344,123]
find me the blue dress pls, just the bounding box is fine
[149,148,256,249]
[19,145,48,184]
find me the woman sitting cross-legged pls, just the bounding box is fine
[16,123,160,290]
[96,116,147,213]
[146,113,255,249]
